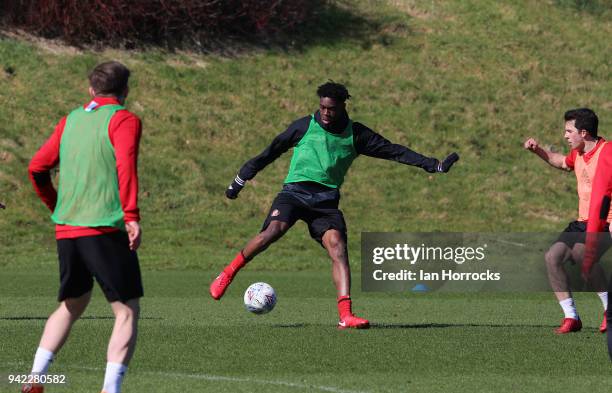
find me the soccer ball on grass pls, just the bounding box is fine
[244,282,276,314]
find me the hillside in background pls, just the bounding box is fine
[1,0,611,270]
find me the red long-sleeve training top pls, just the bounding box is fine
[583,143,612,274]
[28,97,142,239]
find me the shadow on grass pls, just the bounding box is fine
[0,1,410,56]
[272,322,602,332]
[1,316,162,320]
[266,1,405,53]
[372,322,600,331]
[147,1,406,55]
[553,0,612,16]
[273,323,309,328]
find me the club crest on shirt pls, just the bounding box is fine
[271,209,280,217]
[581,168,591,186]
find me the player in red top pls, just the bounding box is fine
[524,108,608,334]
[581,113,612,358]
[23,62,142,393]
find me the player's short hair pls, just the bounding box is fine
[317,81,351,103]
[88,61,130,97]
[565,108,598,137]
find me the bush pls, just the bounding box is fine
[0,0,321,49]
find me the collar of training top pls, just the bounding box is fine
[83,96,122,110]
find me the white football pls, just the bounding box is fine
[244,282,276,314]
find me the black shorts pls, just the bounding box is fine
[261,182,347,244]
[57,231,143,303]
[556,220,611,249]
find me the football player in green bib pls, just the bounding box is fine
[210,81,459,329]
[25,62,142,393]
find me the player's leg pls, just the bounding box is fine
[102,298,140,393]
[209,221,291,300]
[39,291,92,352]
[570,242,609,333]
[322,229,350,296]
[107,299,140,363]
[23,239,95,393]
[320,229,368,329]
[243,220,291,259]
[210,193,300,300]
[299,193,368,330]
[545,235,582,333]
[301,186,369,329]
[608,278,612,358]
[77,232,143,393]
[22,293,92,393]
[597,266,609,333]
[594,228,610,334]
[545,242,573,301]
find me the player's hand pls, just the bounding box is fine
[125,221,141,251]
[226,175,245,199]
[437,152,459,173]
[524,138,539,151]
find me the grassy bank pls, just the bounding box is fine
[0,0,610,270]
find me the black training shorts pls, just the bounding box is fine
[57,231,143,303]
[556,220,611,249]
[261,182,347,244]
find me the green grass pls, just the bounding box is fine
[1,0,611,270]
[1,1,612,391]
[1,269,611,393]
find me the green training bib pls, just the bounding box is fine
[51,103,125,229]
[284,115,357,188]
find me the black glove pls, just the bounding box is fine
[225,175,246,199]
[437,152,459,173]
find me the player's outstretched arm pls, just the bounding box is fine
[523,137,569,170]
[225,116,310,200]
[352,123,458,174]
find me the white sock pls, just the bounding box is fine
[103,362,127,393]
[597,292,608,311]
[31,347,54,375]
[559,298,579,319]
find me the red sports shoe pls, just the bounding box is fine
[554,318,582,334]
[209,271,233,300]
[600,312,607,334]
[338,314,370,329]
[21,383,43,393]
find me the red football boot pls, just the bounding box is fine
[209,271,234,300]
[600,312,607,334]
[21,383,44,393]
[554,318,582,334]
[338,314,370,329]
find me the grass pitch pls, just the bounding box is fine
[1,1,612,392]
[1,269,611,393]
